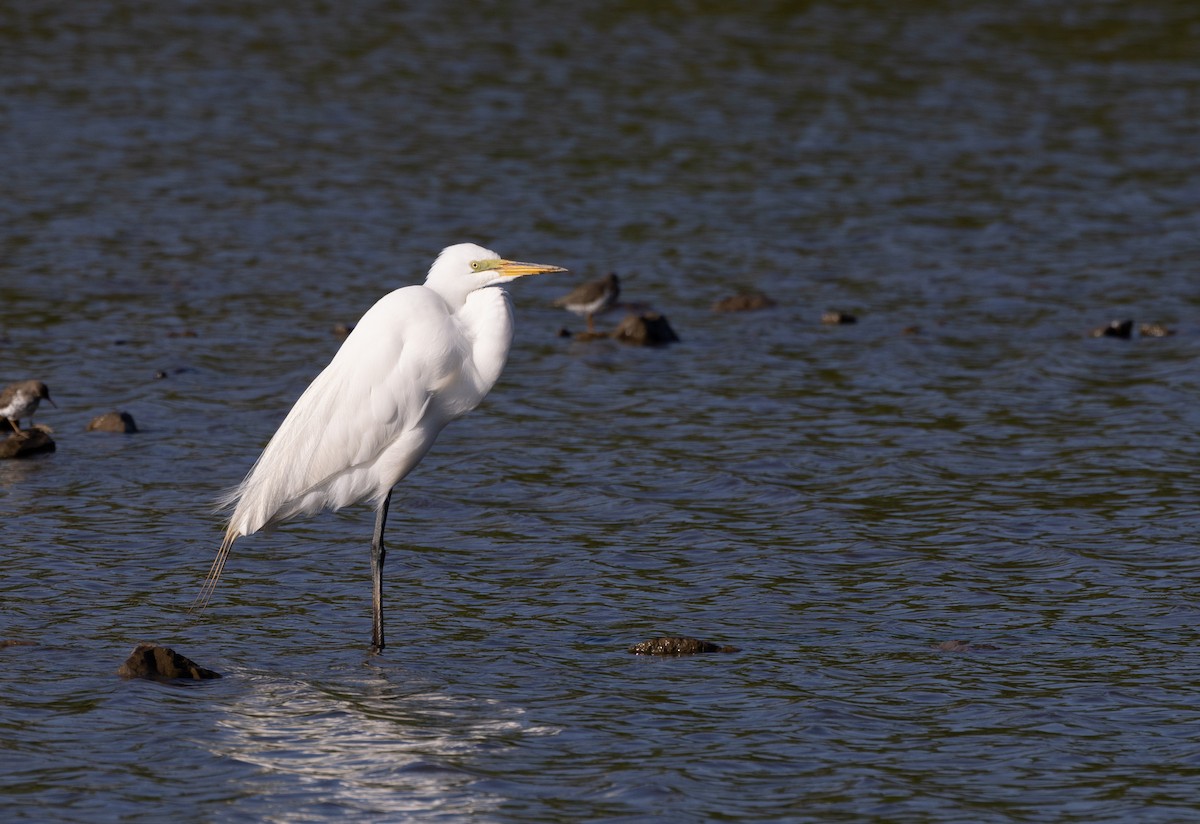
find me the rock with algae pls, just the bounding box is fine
[935,639,999,653]
[1139,322,1174,338]
[628,636,740,656]
[117,643,222,680]
[0,427,55,459]
[86,411,138,433]
[711,292,775,312]
[611,312,680,346]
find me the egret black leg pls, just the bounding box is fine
[371,490,392,654]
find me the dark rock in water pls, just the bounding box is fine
[0,427,56,459]
[628,636,740,655]
[611,312,680,346]
[821,310,857,325]
[86,411,138,433]
[1092,319,1134,339]
[333,323,355,337]
[712,292,775,312]
[1139,322,1175,338]
[1,639,38,648]
[117,643,222,680]
[935,639,998,653]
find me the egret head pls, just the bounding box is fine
[426,243,567,307]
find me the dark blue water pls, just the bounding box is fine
[4,2,1200,821]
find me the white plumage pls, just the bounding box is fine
[196,243,566,651]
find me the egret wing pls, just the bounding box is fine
[223,287,462,536]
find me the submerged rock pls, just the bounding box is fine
[117,643,222,680]
[1139,322,1175,338]
[628,637,740,655]
[611,312,680,346]
[564,328,614,340]
[821,311,857,325]
[86,411,138,433]
[1091,319,1134,339]
[0,639,38,648]
[935,639,998,653]
[712,292,775,312]
[0,427,56,459]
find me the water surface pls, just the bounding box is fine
[3,2,1200,821]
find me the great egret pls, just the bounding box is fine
[195,243,566,652]
[0,380,55,434]
[553,272,620,332]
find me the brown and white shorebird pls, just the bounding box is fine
[553,272,620,332]
[0,380,55,434]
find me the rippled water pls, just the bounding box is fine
[4,1,1200,821]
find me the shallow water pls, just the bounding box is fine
[4,1,1200,821]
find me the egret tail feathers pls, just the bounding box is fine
[192,531,236,612]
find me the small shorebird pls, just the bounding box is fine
[0,380,55,435]
[553,272,620,332]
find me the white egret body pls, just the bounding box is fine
[196,243,566,651]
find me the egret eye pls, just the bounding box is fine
[470,260,483,272]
